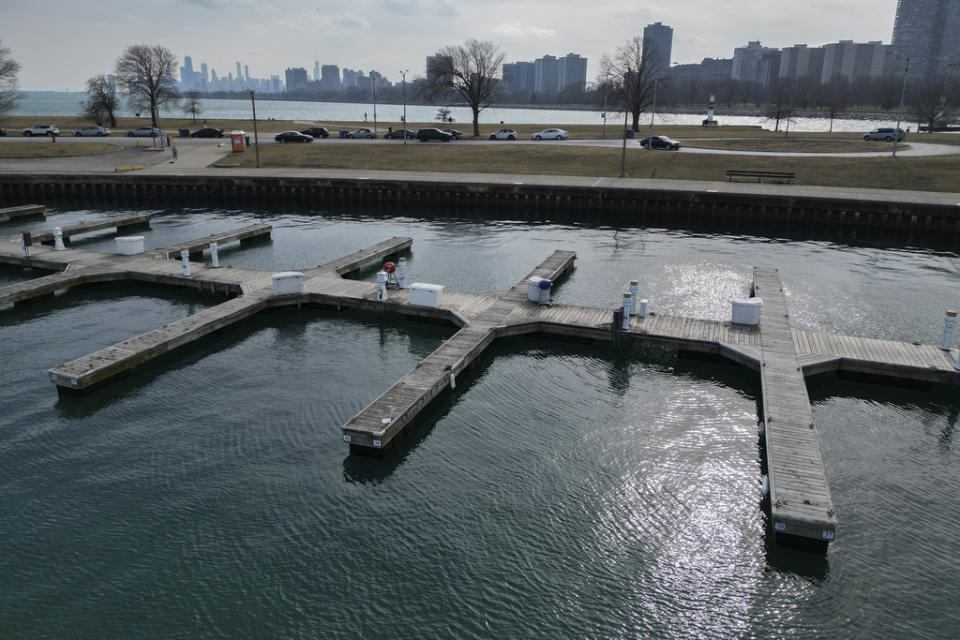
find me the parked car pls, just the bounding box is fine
[274,131,313,143]
[300,127,330,138]
[384,129,416,139]
[531,128,568,140]
[864,127,906,142]
[443,129,463,139]
[73,126,111,137]
[0,128,6,136]
[488,128,517,140]
[416,128,452,142]
[190,127,224,138]
[127,126,163,137]
[346,128,376,139]
[639,135,681,150]
[23,124,60,137]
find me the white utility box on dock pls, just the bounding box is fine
[731,298,763,325]
[115,235,145,255]
[527,277,552,304]
[272,271,304,295]
[409,283,444,308]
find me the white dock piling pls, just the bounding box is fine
[210,242,220,268]
[53,227,65,251]
[397,257,406,288]
[377,270,388,301]
[621,293,631,330]
[180,249,191,276]
[942,310,957,351]
[628,280,639,315]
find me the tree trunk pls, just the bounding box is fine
[631,112,640,131]
[151,101,158,128]
[472,106,479,137]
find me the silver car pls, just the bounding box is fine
[863,127,906,142]
[73,126,111,137]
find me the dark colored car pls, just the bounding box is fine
[300,127,330,138]
[639,135,681,150]
[274,131,314,143]
[0,128,6,137]
[384,129,416,139]
[416,128,452,142]
[190,128,225,138]
[443,129,463,139]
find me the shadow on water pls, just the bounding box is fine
[342,333,763,483]
[54,306,452,419]
[806,371,960,452]
[764,526,831,581]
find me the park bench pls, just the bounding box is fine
[725,169,796,184]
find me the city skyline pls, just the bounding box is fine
[4,0,902,91]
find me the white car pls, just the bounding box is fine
[73,126,111,137]
[488,128,517,140]
[22,124,60,137]
[531,128,568,140]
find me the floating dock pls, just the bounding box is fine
[3,221,959,552]
[31,213,152,245]
[0,204,45,223]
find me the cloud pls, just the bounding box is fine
[179,0,229,8]
[492,24,557,39]
[334,13,368,29]
[380,0,457,17]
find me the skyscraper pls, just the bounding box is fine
[892,0,960,77]
[534,55,558,94]
[236,61,242,82]
[321,65,341,90]
[284,68,308,92]
[643,22,674,72]
[557,53,587,94]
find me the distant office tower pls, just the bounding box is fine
[534,55,558,93]
[106,74,116,91]
[502,61,535,93]
[314,60,320,82]
[342,68,359,87]
[270,75,281,93]
[643,22,674,72]
[180,55,197,89]
[284,67,308,92]
[426,55,453,81]
[236,61,242,82]
[211,69,218,83]
[821,40,889,83]
[892,0,960,77]
[321,65,341,90]
[200,63,208,84]
[557,53,587,94]
[731,41,775,83]
[244,65,250,83]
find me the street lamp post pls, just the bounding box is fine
[893,57,910,158]
[400,69,409,146]
[620,67,630,178]
[647,76,659,149]
[372,74,378,135]
[248,89,260,169]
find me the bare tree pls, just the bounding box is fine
[909,75,957,133]
[598,37,662,131]
[83,75,119,127]
[115,44,179,127]
[183,90,202,124]
[820,77,849,133]
[0,40,21,118]
[423,40,504,137]
[765,80,793,133]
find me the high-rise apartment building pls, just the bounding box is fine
[557,53,587,93]
[342,68,359,87]
[643,22,674,72]
[284,67,308,92]
[321,65,341,90]
[892,0,960,77]
[731,41,774,83]
[534,55,558,93]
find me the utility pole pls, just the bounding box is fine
[248,89,260,168]
[400,69,409,146]
[620,67,630,178]
[893,57,910,158]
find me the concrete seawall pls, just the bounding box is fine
[2,173,960,240]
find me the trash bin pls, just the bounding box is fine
[245,136,250,147]
[339,130,349,138]
[230,130,245,152]
[178,128,189,138]
[527,277,552,304]
[626,129,635,139]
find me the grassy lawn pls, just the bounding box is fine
[223,142,960,192]
[683,138,908,152]
[0,141,122,158]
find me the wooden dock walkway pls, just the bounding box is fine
[754,267,837,550]
[31,213,152,245]
[342,250,576,452]
[4,216,960,551]
[0,204,45,222]
[154,223,272,260]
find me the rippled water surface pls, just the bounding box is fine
[2,203,959,638]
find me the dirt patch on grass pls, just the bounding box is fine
[683,138,909,153]
[0,141,122,158]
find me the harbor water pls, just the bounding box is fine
[1,203,959,638]
[12,91,901,133]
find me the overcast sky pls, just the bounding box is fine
[4,0,901,91]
